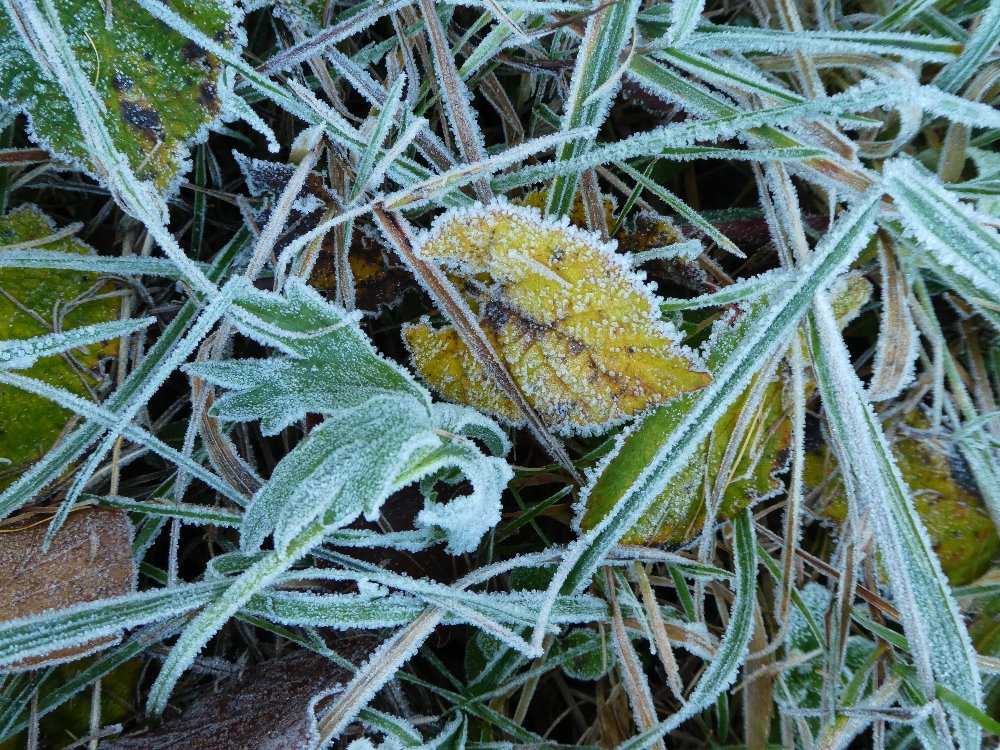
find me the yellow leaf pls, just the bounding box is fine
[403,323,523,423]
[403,203,710,434]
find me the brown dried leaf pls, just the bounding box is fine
[312,229,411,314]
[103,651,361,750]
[0,506,134,669]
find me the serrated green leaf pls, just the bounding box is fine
[148,279,514,715]
[187,279,427,436]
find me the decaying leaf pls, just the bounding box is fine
[0,506,134,669]
[0,206,122,490]
[809,409,1000,586]
[236,154,412,314]
[235,152,333,257]
[103,650,368,750]
[311,228,411,314]
[618,212,709,293]
[0,0,240,195]
[617,213,685,256]
[403,202,711,434]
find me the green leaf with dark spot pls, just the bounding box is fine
[0,0,240,195]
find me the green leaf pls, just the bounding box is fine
[240,399,435,554]
[190,279,512,555]
[146,279,514,714]
[809,410,1000,587]
[884,158,1000,313]
[582,355,788,544]
[0,0,240,195]
[554,628,615,681]
[932,0,1000,93]
[0,206,123,491]
[583,258,870,545]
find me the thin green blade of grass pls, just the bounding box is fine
[808,300,982,750]
[0,372,245,505]
[617,161,744,257]
[0,317,152,370]
[933,0,1000,94]
[884,158,1000,311]
[0,582,228,669]
[679,27,962,61]
[0,249,209,277]
[0,622,182,742]
[546,0,641,217]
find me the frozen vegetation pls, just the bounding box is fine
[0,0,999,747]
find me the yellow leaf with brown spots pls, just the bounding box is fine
[403,203,710,434]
